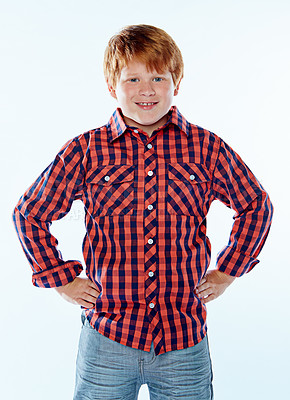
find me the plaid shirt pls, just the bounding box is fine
[13,106,273,355]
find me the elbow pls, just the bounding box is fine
[262,190,274,225]
[12,205,18,224]
[12,201,25,232]
[12,205,21,232]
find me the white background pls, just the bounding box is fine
[1,0,289,399]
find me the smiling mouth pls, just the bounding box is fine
[136,102,158,106]
[135,102,158,110]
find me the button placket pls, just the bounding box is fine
[143,140,158,324]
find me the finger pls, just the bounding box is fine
[88,286,101,296]
[88,280,101,291]
[200,278,207,285]
[79,299,96,308]
[82,293,99,304]
[203,294,216,304]
[198,288,213,299]
[85,286,101,298]
[196,282,210,294]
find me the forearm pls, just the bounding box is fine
[12,137,86,287]
[216,191,273,277]
[12,205,83,288]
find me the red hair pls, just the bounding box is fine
[104,24,184,89]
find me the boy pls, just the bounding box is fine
[13,24,273,399]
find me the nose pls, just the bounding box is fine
[139,81,155,96]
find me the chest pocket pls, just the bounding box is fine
[85,165,136,217]
[167,163,211,216]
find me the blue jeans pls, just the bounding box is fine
[73,312,213,399]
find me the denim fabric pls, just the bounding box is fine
[73,312,213,400]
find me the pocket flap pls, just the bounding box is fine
[168,163,211,183]
[86,164,135,186]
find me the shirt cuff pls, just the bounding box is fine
[32,261,83,288]
[216,246,259,277]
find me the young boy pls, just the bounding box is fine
[13,24,273,399]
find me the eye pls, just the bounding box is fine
[153,77,163,82]
[129,78,139,82]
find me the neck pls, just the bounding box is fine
[123,114,169,137]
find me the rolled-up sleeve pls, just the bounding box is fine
[212,138,273,277]
[12,136,87,288]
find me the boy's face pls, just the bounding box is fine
[107,60,180,136]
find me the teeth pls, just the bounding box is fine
[138,102,155,105]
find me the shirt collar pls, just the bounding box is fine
[107,105,190,143]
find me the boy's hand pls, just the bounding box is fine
[54,277,101,308]
[194,270,236,304]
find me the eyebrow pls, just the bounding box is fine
[124,72,167,77]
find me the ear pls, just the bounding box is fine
[174,79,182,96]
[107,80,117,100]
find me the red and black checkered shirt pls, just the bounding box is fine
[13,106,273,355]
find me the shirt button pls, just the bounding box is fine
[148,170,154,176]
[148,204,153,211]
[133,129,138,133]
[104,175,110,182]
[190,174,195,181]
[147,143,153,149]
[148,238,154,245]
[149,302,155,309]
[148,271,154,277]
